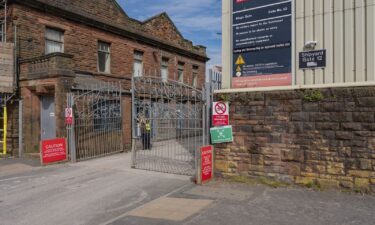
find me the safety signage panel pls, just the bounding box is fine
[212,102,229,127]
[210,126,233,144]
[232,0,293,88]
[41,138,67,165]
[65,108,73,125]
[201,145,213,183]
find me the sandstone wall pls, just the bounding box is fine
[215,87,375,193]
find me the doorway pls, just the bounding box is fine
[41,96,56,140]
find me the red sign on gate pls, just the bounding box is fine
[65,108,73,125]
[41,138,67,165]
[201,145,213,183]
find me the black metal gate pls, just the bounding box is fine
[67,82,123,161]
[131,76,207,176]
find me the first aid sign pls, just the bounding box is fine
[212,102,229,127]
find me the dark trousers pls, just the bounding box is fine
[142,132,151,150]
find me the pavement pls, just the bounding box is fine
[1,153,375,225]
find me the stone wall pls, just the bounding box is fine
[215,87,375,193]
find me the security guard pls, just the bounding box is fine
[142,119,152,150]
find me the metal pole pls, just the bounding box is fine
[119,82,123,152]
[131,76,136,168]
[4,0,7,43]
[18,100,23,158]
[67,94,76,163]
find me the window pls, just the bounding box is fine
[45,27,64,54]
[98,41,111,73]
[133,51,143,77]
[161,58,169,82]
[192,65,199,88]
[178,62,184,83]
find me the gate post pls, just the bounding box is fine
[131,77,136,168]
[67,93,76,163]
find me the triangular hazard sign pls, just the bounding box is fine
[235,55,245,65]
[236,66,241,72]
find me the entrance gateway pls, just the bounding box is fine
[131,75,209,176]
[67,82,123,162]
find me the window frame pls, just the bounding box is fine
[178,62,185,83]
[133,50,144,77]
[97,41,111,73]
[192,65,199,88]
[161,57,169,82]
[45,27,65,54]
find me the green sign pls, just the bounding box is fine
[210,126,233,144]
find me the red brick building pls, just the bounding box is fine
[2,0,208,155]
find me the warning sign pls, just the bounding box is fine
[65,108,73,125]
[41,138,67,165]
[201,145,213,183]
[235,55,245,65]
[212,102,229,127]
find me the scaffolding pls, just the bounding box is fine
[0,0,9,156]
[0,0,7,42]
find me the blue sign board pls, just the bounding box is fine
[232,0,293,88]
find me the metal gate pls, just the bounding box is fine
[67,82,123,161]
[131,76,208,176]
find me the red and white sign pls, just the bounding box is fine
[212,102,229,127]
[65,108,73,125]
[41,138,67,165]
[201,145,213,183]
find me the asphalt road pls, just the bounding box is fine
[0,154,189,225]
[1,154,375,225]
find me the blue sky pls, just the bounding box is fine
[116,0,222,71]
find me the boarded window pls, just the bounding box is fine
[45,27,64,54]
[133,51,143,77]
[98,41,111,73]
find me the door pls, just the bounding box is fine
[41,96,56,140]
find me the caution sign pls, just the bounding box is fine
[41,138,67,165]
[212,102,229,127]
[201,145,213,184]
[65,108,73,125]
[235,55,245,65]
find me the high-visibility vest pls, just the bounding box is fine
[145,123,151,131]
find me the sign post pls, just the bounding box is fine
[212,102,229,127]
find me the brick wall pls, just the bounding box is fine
[215,87,375,193]
[13,4,206,87]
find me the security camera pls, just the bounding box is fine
[304,41,318,49]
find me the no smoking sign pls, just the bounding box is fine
[65,108,73,125]
[212,102,229,127]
